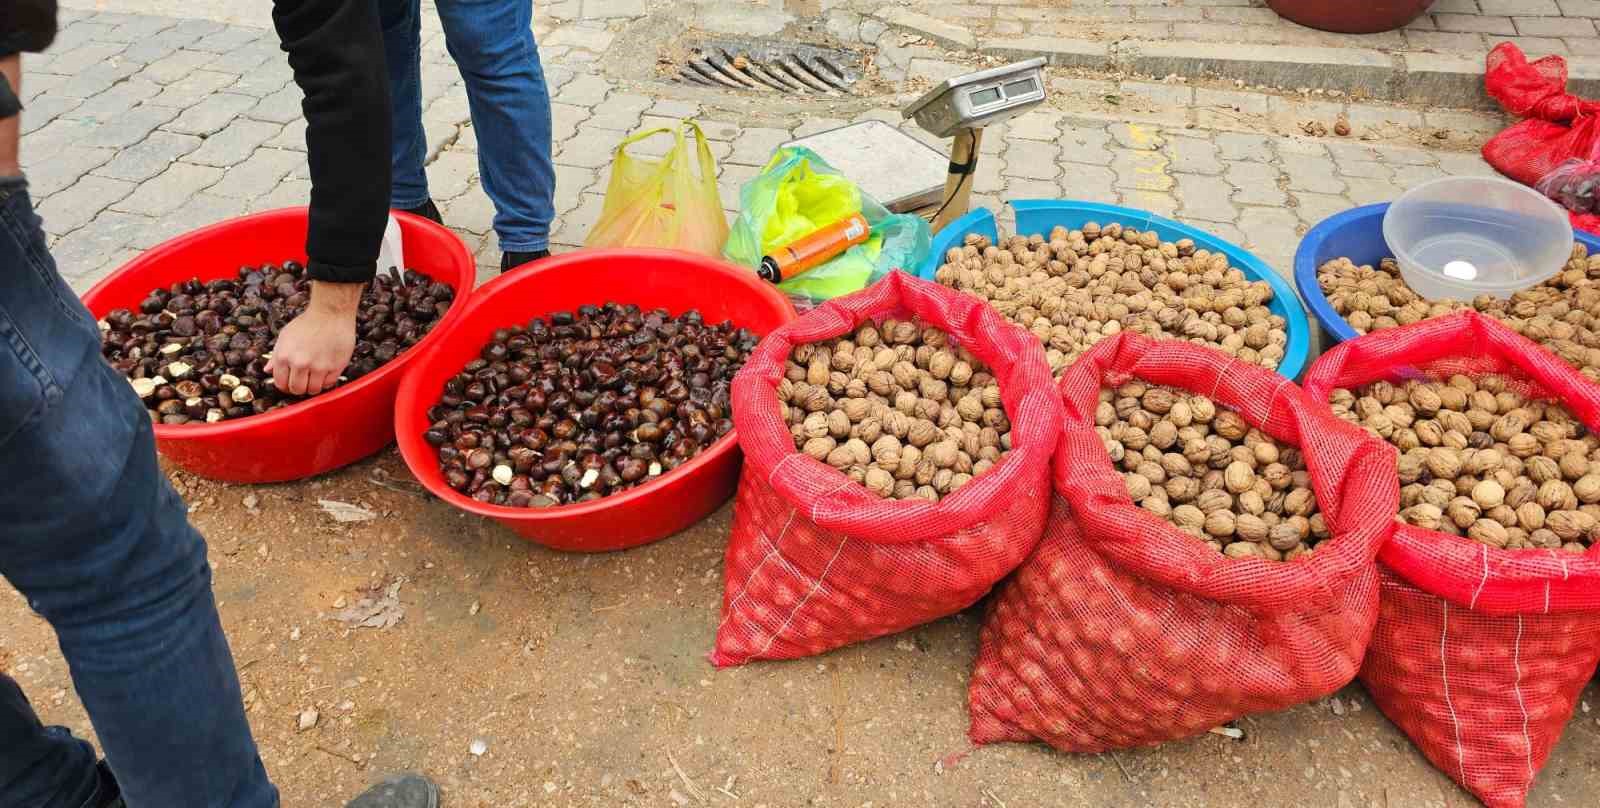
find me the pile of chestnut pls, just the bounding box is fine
[423,304,758,508]
[101,262,455,424]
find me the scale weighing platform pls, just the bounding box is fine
[782,59,1050,232]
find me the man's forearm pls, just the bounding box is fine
[1,56,20,177]
[271,0,391,285]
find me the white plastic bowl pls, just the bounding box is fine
[1382,176,1573,301]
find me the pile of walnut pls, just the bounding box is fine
[777,318,1011,502]
[1318,245,1600,380]
[1329,375,1600,552]
[1100,382,1326,561]
[934,223,1289,376]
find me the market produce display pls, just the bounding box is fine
[1317,244,1600,379]
[101,262,455,424]
[423,304,759,508]
[933,224,1289,375]
[1100,382,1326,560]
[776,318,1010,503]
[1329,375,1600,552]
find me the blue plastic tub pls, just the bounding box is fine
[916,199,1312,380]
[1295,203,1600,347]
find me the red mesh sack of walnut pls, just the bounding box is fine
[968,332,1396,752]
[714,272,1060,666]
[1304,310,1600,808]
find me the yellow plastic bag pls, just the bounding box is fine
[586,121,728,256]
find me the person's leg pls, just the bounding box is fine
[0,177,276,808]
[379,0,432,213]
[436,0,555,256]
[0,674,103,808]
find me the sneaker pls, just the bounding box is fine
[345,773,439,808]
[500,249,551,273]
[399,199,443,226]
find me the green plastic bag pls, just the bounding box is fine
[723,146,931,302]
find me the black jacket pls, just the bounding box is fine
[2,0,389,284]
[272,0,391,284]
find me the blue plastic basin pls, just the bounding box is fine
[916,199,1311,381]
[1295,203,1600,347]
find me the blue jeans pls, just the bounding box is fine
[382,0,556,253]
[0,178,277,808]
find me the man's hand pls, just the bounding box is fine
[265,280,362,396]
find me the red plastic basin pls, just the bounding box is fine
[81,208,477,483]
[394,248,797,552]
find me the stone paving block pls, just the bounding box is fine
[1435,151,1501,176]
[1120,80,1195,109]
[20,96,83,135]
[120,32,190,65]
[583,0,651,18]
[1518,15,1598,35]
[112,163,224,217]
[69,248,144,292]
[26,117,100,149]
[1168,137,1224,176]
[21,72,68,103]
[728,127,793,167]
[550,191,606,248]
[1235,206,1300,273]
[453,124,479,154]
[154,70,244,108]
[1422,109,1504,136]
[127,193,248,250]
[53,61,144,100]
[1337,160,1394,180]
[47,42,129,78]
[648,98,703,121]
[104,15,179,44]
[553,132,616,169]
[1371,144,1440,165]
[1280,152,1346,194]
[544,24,616,54]
[1480,0,1560,14]
[427,151,482,202]
[1006,109,1063,141]
[717,163,764,211]
[93,131,203,183]
[1224,160,1286,206]
[584,92,653,131]
[24,146,114,199]
[185,120,283,167]
[79,105,182,149]
[1436,13,1518,34]
[72,80,163,122]
[37,175,137,237]
[249,177,314,213]
[142,49,216,86]
[1216,132,1271,162]
[1390,162,1448,188]
[1110,148,1174,192]
[264,119,307,152]
[1292,192,1353,227]
[190,26,265,55]
[211,149,304,200]
[1125,189,1181,219]
[975,156,1008,194]
[1324,141,1380,163]
[1002,140,1063,181]
[1342,176,1405,205]
[246,85,305,125]
[1059,123,1113,164]
[1174,173,1237,223]
[551,102,591,145]
[170,19,227,39]
[1108,121,1166,151]
[49,211,151,281]
[443,188,499,236]
[791,118,850,139]
[1005,178,1060,202]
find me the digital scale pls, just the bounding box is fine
[780,59,1049,233]
[903,57,1049,232]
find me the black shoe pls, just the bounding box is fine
[96,761,124,808]
[399,199,443,225]
[500,249,551,273]
[345,773,439,808]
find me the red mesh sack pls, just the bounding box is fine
[967,334,1397,751]
[1303,311,1600,808]
[713,272,1060,666]
[1482,43,1600,235]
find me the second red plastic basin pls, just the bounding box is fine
[394,248,797,552]
[81,208,478,483]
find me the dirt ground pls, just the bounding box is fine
[3,450,1599,808]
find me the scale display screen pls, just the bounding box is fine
[1005,78,1038,97]
[968,86,1002,107]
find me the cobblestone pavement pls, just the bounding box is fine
[25,3,1508,301]
[937,0,1600,58]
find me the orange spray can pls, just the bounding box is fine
[758,213,871,283]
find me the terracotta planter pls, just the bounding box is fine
[1267,0,1433,34]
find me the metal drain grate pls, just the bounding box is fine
[673,37,861,96]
